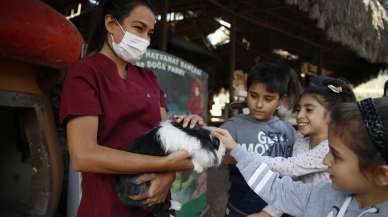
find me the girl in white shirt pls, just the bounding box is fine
[253,76,356,217]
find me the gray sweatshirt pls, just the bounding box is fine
[231,145,388,217]
[221,114,296,214]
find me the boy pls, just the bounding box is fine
[222,63,296,217]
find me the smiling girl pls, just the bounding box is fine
[214,97,388,217]
[249,77,356,217]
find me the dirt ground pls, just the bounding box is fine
[206,164,229,217]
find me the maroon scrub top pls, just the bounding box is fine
[60,53,167,217]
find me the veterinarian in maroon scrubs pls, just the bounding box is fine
[60,1,201,217]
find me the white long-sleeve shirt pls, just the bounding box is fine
[260,136,330,183]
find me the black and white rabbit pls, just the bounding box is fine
[115,120,225,217]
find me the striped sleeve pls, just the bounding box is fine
[230,145,315,217]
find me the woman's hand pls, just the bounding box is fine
[165,150,194,171]
[211,128,238,150]
[128,172,176,206]
[172,114,205,128]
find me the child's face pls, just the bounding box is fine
[247,83,282,122]
[296,94,329,137]
[324,132,374,193]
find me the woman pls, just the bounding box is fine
[59,1,201,217]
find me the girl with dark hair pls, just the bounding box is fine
[59,1,202,217]
[249,77,356,217]
[214,97,388,217]
[275,64,303,124]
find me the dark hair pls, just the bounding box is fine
[247,63,302,102]
[87,0,155,53]
[330,98,388,169]
[284,65,303,110]
[303,76,356,111]
[384,80,388,97]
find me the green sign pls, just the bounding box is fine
[137,49,209,217]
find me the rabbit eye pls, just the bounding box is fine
[211,137,220,149]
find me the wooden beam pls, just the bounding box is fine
[166,0,211,12]
[206,0,321,48]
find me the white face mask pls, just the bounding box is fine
[110,21,150,63]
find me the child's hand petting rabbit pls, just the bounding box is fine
[211,128,237,150]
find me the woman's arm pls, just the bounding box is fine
[67,115,193,174]
[126,107,176,206]
[160,107,168,121]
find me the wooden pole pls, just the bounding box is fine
[229,9,236,105]
[159,0,169,51]
[318,34,323,75]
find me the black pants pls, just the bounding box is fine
[224,203,248,217]
[224,203,293,217]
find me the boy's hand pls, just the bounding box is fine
[172,114,205,128]
[211,128,237,150]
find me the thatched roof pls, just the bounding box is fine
[285,0,388,64]
[47,0,388,88]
